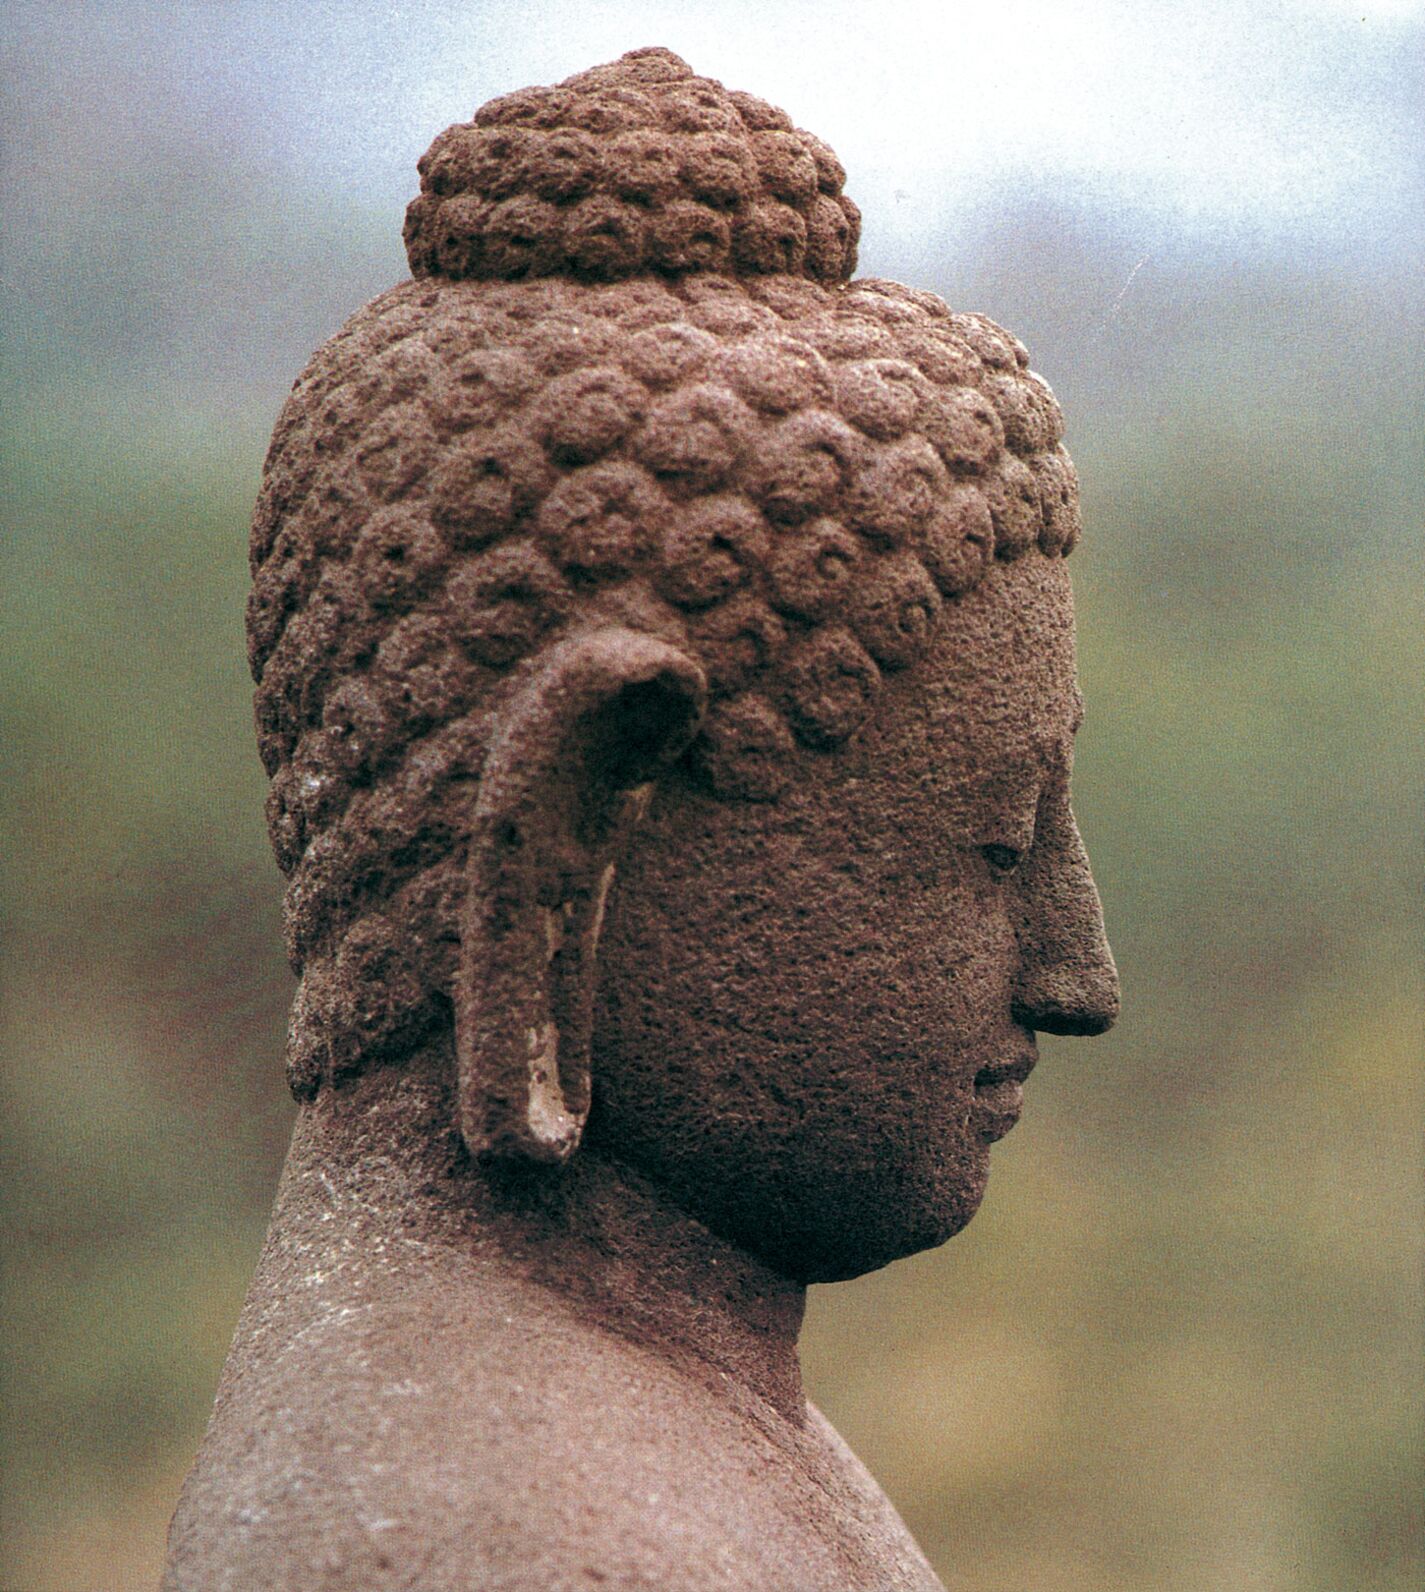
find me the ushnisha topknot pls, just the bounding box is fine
[248,50,1082,1100]
[402,47,862,285]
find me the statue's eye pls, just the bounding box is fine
[981,843,1023,875]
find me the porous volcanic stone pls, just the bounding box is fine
[165,47,1119,1592]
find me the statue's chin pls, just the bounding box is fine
[772,1187,989,1285]
[669,1152,993,1286]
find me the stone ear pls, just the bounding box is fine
[455,627,707,1165]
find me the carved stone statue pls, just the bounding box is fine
[164,47,1119,1591]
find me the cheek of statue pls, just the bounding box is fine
[587,751,1053,1281]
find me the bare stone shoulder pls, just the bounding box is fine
[168,1226,938,1591]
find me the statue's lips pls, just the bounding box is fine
[972,1053,1037,1141]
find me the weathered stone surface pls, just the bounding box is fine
[166,47,1119,1592]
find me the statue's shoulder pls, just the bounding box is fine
[166,1273,943,1591]
[802,1400,946,1586]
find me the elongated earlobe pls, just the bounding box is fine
[455,627,706,1164]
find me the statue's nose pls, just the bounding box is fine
[1009,795,1120,1038]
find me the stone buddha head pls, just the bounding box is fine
[246,46,1119,1288]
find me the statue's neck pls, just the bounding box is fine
[270,1034,808,1424]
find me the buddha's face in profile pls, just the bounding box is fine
[592,551,1117,1283]
[248,47,1121,1290]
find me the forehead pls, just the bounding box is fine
[819,554,1081,823]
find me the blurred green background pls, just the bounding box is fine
[2,3,1421,1588]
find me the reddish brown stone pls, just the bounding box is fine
[165,46,1119,1592]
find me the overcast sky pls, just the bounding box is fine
[5,0,1422,255]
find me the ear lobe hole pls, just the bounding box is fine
[587,672,701,790]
